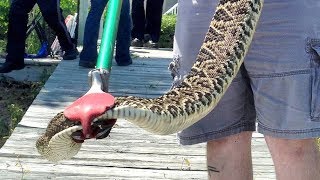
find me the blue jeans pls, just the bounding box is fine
[80,0,132,66]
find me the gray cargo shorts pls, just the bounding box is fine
[178,57,320,145]
[174,0,320,145]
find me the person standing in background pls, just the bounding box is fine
[131,0,164,49]
[79,0,132,68]
[0,0,78,73]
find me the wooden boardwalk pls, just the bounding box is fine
[0,48,275,179]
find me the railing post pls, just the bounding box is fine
[78,0,89,45]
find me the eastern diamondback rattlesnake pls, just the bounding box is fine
[36,0,264,162]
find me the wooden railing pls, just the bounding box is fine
[163,3,178,15]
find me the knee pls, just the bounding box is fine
[207,132,252,150]
[266,137,319,157]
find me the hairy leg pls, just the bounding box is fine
[265,136,320,180]
[207,131,253,180]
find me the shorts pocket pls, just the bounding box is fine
[311,68,320,120]
[308,38,320,120]
[306,38,320,66]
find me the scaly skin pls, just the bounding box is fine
[36,0,264,162]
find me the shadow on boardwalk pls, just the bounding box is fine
[0,48,275,179]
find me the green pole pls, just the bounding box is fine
[96,0,123,69]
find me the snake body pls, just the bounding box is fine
[36,0,264,162]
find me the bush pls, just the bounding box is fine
[60,0,78,18]
[159,14,176,48]
[0,0,9,53]
[0,0,9,40]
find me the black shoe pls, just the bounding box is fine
[63,48,79,60]
[0,62,25,73]
[143,40,159,49]
[79,61,96,68]
[131,38,143,47]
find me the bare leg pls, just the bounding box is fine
[207,132,253,180]
[265,136,320,180]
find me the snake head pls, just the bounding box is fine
[63,92,115,138]
[36,112,116,162]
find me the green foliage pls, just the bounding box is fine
[0,0,9,53]
[8,104,24,128]
[0,78,43,145]
[0,0,9,40]
[38,65,56,84]
[60,0,78,17]
[26,24,42,54]
[25,6,42,54]
[159,15,176,48]
[0,39,6,55]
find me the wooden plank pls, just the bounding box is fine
[1,126,274,179]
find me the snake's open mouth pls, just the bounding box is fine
[36,113,117,162]
[71,119,117,143]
